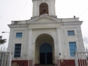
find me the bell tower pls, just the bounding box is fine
[32,0,56,17]
[39,3,48,15]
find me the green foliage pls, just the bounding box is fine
[0,36,6,45]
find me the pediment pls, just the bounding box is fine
[35,17,55,22]
[27,15,61,23]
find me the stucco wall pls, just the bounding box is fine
[8,27,29,60]
[61,25,85,59]
[8,17,85,65]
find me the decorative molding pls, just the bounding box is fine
[33,32,56,43]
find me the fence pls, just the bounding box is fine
[75,50,88,66]
[0,50,12,66]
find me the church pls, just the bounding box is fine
[8,0,85,66]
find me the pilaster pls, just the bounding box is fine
[28,29,32,60]
[56,28,62,59]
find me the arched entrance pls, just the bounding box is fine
[35,33,55,65]
[40,43,52,64]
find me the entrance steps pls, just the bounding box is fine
[35,65,55,66]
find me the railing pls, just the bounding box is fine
[0,50,12,66]
[75,51,88,66]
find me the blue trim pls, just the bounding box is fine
[40,43,52,53]
[69,42,76,57]
[68,30,75,36]
[16,32,22,38]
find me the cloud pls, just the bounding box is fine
[83,37,88,44]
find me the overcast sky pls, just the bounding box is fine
[0,0,88,49]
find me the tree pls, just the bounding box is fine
[0,36,6,45]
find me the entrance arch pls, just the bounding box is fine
[40,43,52,64]
[35,33,55,65]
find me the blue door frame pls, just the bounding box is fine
[40,43,52,64]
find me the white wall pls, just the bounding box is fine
[8,17,85,61]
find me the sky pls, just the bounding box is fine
[0,0,88,50]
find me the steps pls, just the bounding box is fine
[35,64,55,66]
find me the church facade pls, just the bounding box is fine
[8,0,85,66]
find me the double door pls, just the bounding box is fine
[40,52,52,64]
[39,43,52,65]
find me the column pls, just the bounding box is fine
[28,29,33,66]
[56,28,62,59]
[50,0,55,15]
[33,1,39,17]
[33,1,36,16]
[54,41,58,64]
[9,52,12,66]
[28,29,32,59]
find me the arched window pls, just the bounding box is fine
[39,3,48,15]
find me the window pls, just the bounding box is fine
[14,44,21,57]
[16,32,22,38]
[68,30,75,36]
[69,42,76,57]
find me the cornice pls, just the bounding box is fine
[8,24,28,28]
